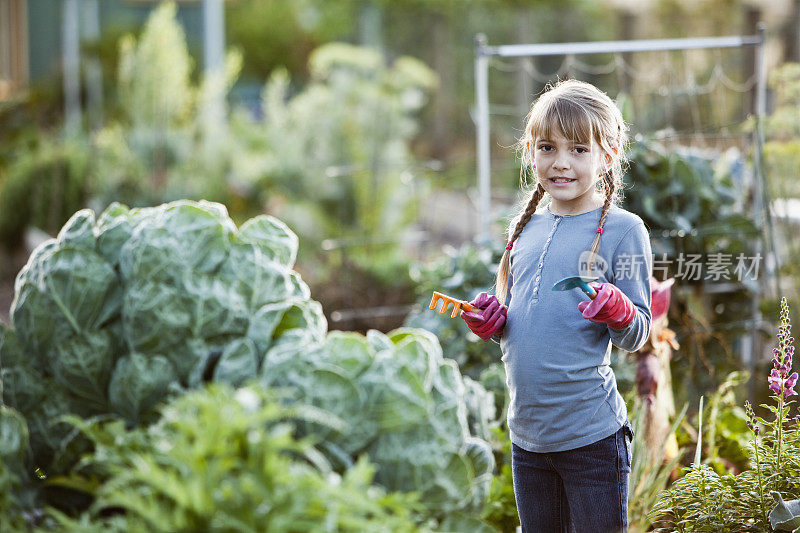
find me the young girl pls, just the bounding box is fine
[462,79,652,532]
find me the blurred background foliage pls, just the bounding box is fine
[622,139,762,405]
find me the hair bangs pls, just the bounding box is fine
[530,95,595,146]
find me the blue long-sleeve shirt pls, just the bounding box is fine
[495,204,652,453]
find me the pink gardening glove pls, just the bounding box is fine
[460,292,507,341]
[578,282,636,329]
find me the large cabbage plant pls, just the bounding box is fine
[1,200,325,472]
[0,200,496,529]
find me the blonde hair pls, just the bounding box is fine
[495,79,629,305]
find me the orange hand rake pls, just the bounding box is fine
[428,291,476,318]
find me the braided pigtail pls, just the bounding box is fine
[495,183,546,305]
[585,170,617,277]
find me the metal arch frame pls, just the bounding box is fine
[473,26,767,243]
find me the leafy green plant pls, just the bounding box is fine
[672,370,753,478]
[702,370,752,474]
[650,297,800,532]
[0,405,35,531]
[88,1,244,209]
[51,383,423,532]
[480,426,520,533]
[258,42,437,275]
[117,2,193,134]
[624,138,758,261]
[0,134,90,250]
[1,200,324,476]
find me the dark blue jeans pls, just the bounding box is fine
[511,422,634,533]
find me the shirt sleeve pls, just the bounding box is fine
[607,221,652,352]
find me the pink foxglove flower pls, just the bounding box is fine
[785,372,798,398]
[769,370,783,396]
[771,298,797,400]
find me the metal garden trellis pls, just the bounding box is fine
[473,24,775,393]
[474,27,768,242]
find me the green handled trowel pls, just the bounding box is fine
[552,276,599,299]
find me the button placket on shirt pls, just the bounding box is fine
[531,216,561,303]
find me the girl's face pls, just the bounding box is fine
[532,130,606,216]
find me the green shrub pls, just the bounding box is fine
[88,2,244,209]
[0,135,89,249]
[650,298,800,531]
[52,384,422,532]
[624,138,758,259]
[258,42,437,269]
